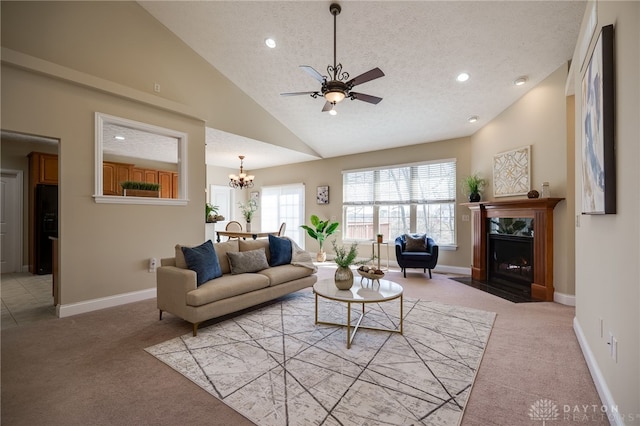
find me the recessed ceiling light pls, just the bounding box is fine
[456,72,470,82]
[329,109,337,116]
[513,76,528,86]
[468,116,479,123]
[114,135,125,140]
[265,38,276,48]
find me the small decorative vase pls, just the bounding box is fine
[246,221,251,232]
[316,251,327,262]
[469,192,481,202]
[334,266,354,290]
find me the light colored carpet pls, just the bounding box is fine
[146,290,495,425]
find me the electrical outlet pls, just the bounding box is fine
[608,332,614,358]
[153,83,161,93]
[149,257,158,272]
[462,214,470,222]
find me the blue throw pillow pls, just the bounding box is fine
[268,234,292,266]
[181,240,222,286]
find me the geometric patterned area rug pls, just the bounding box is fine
[146,290,495,426]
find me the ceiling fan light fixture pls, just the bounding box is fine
[324,90,346,104]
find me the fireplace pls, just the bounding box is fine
[464,198,564,301]
[488,234,533,286]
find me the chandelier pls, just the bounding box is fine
[228,155,255,189]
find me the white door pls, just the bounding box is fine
[0,171,23,273]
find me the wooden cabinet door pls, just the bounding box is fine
[132,168,145,182]
[103,161,133,195]
[39,154,58,184]
[145,170,158,184]
[172,173,178,199]
[158,171,173,198]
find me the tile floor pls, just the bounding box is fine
[1,272,56,330]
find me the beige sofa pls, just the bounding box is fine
[157,238,317,336]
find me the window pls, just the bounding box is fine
[342,160,456,245]
[261,184,305,248]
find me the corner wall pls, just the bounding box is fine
[571,1,639,420]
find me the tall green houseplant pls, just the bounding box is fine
[300,215,339,262]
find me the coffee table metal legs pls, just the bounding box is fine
[314,292,403,349]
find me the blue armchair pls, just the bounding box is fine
[395,234,439,278]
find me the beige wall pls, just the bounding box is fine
[571,1,639,417]
[208,137,474,271]
[470,65,574,297]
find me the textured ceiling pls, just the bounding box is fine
[139,1,586,169]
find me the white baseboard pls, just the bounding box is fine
[57,287,157,318]
[573,317,623,426]
[554,291,576,306]
[433,265,471,275]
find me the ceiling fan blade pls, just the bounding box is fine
[280,91,319,97]
[350,92,383,104]
[300,65,326,83]
[346,67,385,88]
[322,101,334,112]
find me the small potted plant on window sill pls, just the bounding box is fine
[120,181,160,197]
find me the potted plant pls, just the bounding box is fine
[331,240,372,289]
[120,181,160,197]
[461,173,486,202]
[205,204,225,223]
[300,215,339,262]
[238,199,258,231]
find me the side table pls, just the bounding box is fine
[371,241,390,271]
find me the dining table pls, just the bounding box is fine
[216,230,279,243]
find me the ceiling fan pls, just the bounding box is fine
[281,3,384,114]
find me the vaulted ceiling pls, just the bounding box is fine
[138,1,586,169]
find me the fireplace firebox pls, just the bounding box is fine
[488,234,534,286]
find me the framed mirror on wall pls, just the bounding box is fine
[94,113,188,205]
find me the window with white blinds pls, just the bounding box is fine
[342,160,457,245]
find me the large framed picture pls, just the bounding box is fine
[493,146,531,197]
[316,185,329,204]
[581,24,615,214]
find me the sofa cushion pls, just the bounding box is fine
[227,248,270,275]
[239,239,271,262]
[405,234,427,252]
[186,274,270,307]
[212,239,240,275]
[257,264,314,286]
[268,234,292,266]
[181,240,222,286]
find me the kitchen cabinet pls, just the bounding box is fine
[103,161,134,195]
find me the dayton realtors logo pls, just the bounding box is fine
[528,399,559,425]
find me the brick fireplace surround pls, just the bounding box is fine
[463,198,564,301]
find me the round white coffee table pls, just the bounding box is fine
[313,278,403,349]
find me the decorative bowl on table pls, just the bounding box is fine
[356,265,385,284]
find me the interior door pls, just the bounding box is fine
[1,171,22,273]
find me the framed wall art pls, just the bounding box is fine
[316,185,329,204]
[581,24,616,214]
[493,146,531,197]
